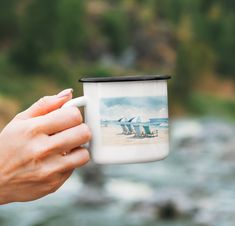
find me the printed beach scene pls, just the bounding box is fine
[100,96,169,146]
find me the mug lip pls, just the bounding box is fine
[79,75,171,83]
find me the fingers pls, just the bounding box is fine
[36,106,83,135]
[15,89,73,120]
[48,123,92,154]
[52,148,90,173]
[62,148,90,171]
[39,149,89,194]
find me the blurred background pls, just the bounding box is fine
[0,0,235,226]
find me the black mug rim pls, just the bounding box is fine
[79,75,171,83]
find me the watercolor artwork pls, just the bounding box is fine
[100,96,169,146]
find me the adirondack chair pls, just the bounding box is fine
[143,125,158,137]
[126,117,135,134]
[118,117,128,134]
[133,125,143,137]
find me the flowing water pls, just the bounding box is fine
[0,118,235,226]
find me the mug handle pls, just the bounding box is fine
[62,96,87,108]
[62,96,89,149]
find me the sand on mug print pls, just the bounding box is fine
[101,125,168,146]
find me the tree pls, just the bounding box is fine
[0,0,18,42]
[11,0,87,72]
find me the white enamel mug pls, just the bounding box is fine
[63,75,171,164]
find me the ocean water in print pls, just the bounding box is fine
[100,96,169,146]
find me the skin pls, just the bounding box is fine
[0,89,91,204]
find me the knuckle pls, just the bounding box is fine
[26,121,41,136]
[81,124,92,141]
[32,166,49,181]
[30,142,42,156]
[84,149,90,159]
[37,168,54,181]
[36,171,47,181]
[80,149,90,163]
[31,141,50,159]
[73,148,90,168]
[78,156,89,167]
[47,141,60,154]
[43,171,53,181]
[69,107,83,124]
[31,148,43,162]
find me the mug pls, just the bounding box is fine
[63,75,171,164]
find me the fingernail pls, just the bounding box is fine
[57,88,73,98]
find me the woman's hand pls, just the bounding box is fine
[0,89,91,204]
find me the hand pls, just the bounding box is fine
[0,89,91,204]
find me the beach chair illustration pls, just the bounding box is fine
[126,117,135,134]
[132,116,144,137]
[133,125,144,137]
[143,125,158,137]
[118,117,128,134]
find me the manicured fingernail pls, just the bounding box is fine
[57,88,73,98]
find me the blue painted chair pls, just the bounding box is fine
[143,125,158,137]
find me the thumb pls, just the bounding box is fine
[15,88,73,120]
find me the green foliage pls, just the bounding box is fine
[215,13,235,76]
[101,9,130,56]
[0,0,18,39]
[191,1,235,78]
[190,93,235,121]
[56,0,87,56]
[3,0,234,79]
[82,65,113,78]
[0,0,234,118]
[153,0,185,23]
[11,0,60,71]
[173,41,215,103]
[11,0,87,72]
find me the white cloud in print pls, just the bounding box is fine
[100,96,168,121]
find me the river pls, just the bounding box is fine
[0,118,235,226]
